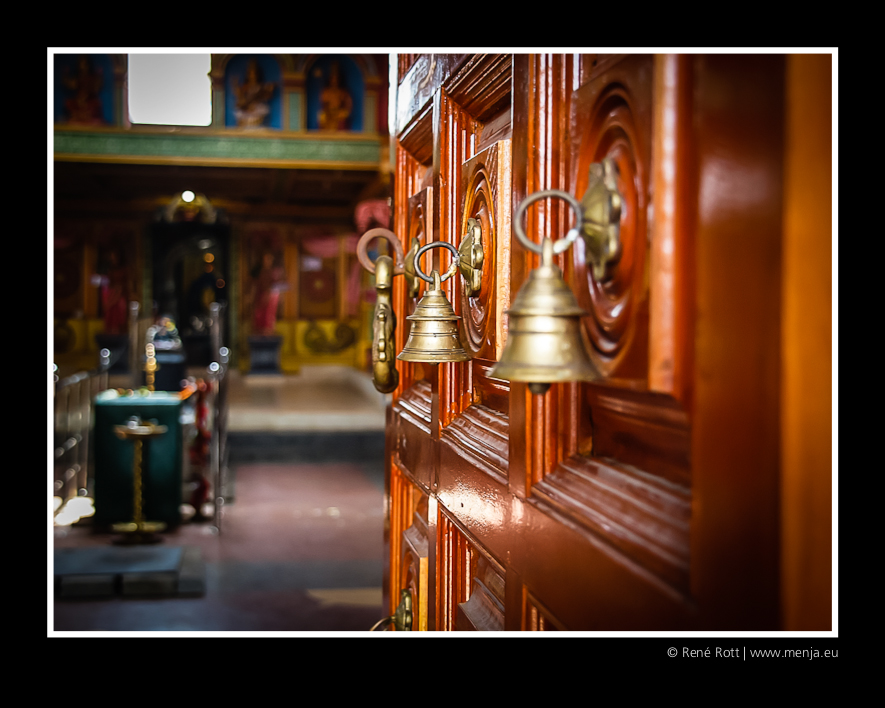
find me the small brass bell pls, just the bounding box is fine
[397,242,471,363]
[490,237,600,395]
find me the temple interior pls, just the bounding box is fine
[51,51,835,637]
[52,52,396,633]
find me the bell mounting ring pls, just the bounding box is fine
[357,228,406,275]
[513,189,584,259]
[414,241,461,285]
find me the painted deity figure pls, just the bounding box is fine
[63,55,104,125]
[94,249,130,335]
[318,62,352,130]
[251,251,285,336]
[233,59,276,127]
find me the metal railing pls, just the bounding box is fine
[52,347,118,522]
[53,300,231,531]
[205,301,230,532]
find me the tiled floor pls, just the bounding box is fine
[51,365,391,635]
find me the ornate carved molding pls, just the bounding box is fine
[531,452,690,595]
[441,403,509,486]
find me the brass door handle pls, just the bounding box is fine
[371,254,399,393]
[370,589,413,631]
[358,229,420,393]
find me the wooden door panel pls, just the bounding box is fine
[384,52,803,631]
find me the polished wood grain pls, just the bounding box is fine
[437,88,481,427]
[649,54,695,405]
[441,402,509,486]
[522,588,565,630]
[401,495,430,630]
[533,454,691,594]
[780,53,832,630]
[392,145,431,403]
[446,54,512,122]
[690,54,785,628]
[391,380,435,490]
[437,508,472,630]
[456,547,505,631]
[398,104,434,167]
[392,187,434,396]
[395,55,469,137]
[386,461,419,618]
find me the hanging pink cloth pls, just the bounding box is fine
[301,234,362,318]
[355,199,391,233]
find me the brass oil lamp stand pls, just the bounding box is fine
[111,417,168,545]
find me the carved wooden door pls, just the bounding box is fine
[383,53,792,630]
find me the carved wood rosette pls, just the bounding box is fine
[569,54,653,383]
[458,140,513,393]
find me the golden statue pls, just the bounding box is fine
[233,59,276,128]
[318,62,352,131]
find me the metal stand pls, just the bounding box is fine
[111,419,168,545]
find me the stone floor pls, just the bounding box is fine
[51,365,392,635]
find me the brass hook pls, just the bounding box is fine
[357,228,419,393]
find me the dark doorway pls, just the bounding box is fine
[150,220,230,368]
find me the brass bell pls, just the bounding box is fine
[491,188,609,395]
[490,237,600,395]
[397,242,471,363]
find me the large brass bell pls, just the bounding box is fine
[398,241,471,363]
[490,190,602,395]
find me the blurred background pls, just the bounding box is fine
[51,51,396,633]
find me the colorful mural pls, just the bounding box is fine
[54,54,115,126]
